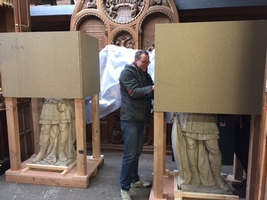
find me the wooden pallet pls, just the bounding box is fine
[173,171,239,200]
[5,155,104,188]
[22,159,77,177]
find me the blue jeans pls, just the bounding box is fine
[120,121,145,191]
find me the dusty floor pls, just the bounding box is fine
[0,151,236,200]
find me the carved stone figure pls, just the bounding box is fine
[147,43,155,51]
[172,113,230,192]
[106,0,118,19]
[32,98,76,166]
[150,0,162,6]
[105,0,144,23]
[114,33,133,47]
[87,0,97,8]
[127,40,135,49]
[131,1,139,18]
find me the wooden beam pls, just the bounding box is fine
[256,91,267,199]
[75,98,87,176]
[91,94,100,159]
[5,97,21,171]
[247,115,260,200]
[31,98,42,154]
[163,112,167,177]
[154,111,164,198]
[247,61,267,200]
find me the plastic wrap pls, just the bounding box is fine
[85,45,155,123]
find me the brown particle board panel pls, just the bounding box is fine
[154,20,267,115]
[0,31,100,98]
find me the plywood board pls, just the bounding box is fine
[0,31,100,98]
[154,20,267,114]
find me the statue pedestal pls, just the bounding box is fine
[5,155,104,188]
[149,170,239,200]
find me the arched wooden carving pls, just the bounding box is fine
[70,0,179,150]
[70,0,179,50]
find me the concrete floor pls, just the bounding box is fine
[0,151,235,200]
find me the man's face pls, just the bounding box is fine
[135,54,150,72]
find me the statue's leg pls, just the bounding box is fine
[32,124,52,163]
[42,124,59,164]
[205,139,230,191]
[185,136,201,186]
[58,123,69,162]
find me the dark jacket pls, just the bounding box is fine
[119,63,154,123]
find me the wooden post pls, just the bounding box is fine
[5,97,21,171]
[163,112,167,176]
[247,66,267,200]
[31,98,42,154]
[154,111,164,198]
[257,91,267,200]
[91,94,101,159]
[75,98,87,176]
[247,115,262,200]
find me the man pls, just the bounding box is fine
[119,50,154,200]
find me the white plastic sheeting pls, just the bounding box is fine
[85,45,155,123]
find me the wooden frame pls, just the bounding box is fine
[5,95,103,188]
[150,21,267,200]
[0,31,103,188]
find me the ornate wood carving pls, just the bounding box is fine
[70,0,179,152]
[71,0,179,49]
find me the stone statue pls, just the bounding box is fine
[32,98,76,166]
[172,113,230,192]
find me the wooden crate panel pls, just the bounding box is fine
[155,20,267,115]
[0,31,100,98]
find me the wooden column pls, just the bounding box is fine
[250,98,267,199]
[75,98,87,176]
[247,67,267,200]
[91,94,100,159]
[154,111,165,198]
[163,112,167,176]
[5,97,21,171]
[31,98,42,154]
[258,90,267,199]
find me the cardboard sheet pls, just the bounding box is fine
[0,31,100,98]
[154,20,267,114]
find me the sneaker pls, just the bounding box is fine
[131,180,151,188]
[121,189,131,200]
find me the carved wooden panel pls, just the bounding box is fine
[70,0,179,49]
[17,98,34,162]
[141,12,171,50]
[78,16,107,50]
[0,110,8,160]
[70,0,179,152]
[86,109,154,147]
